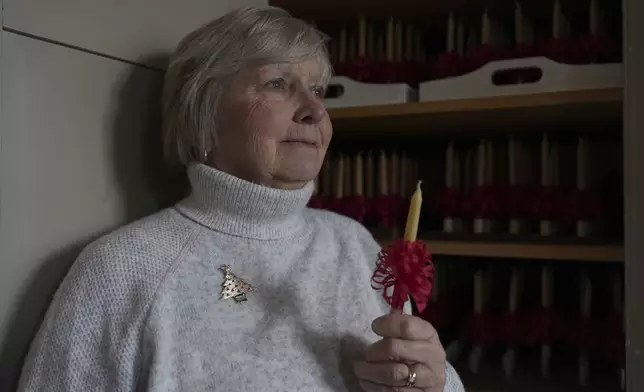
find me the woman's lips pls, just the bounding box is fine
[282,139,319,147]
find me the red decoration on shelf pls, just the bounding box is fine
[565,189,603,222]
[501,312,522,346]
[421,299,450,331]
[510,43,539,59]
[402,61,423,86]
[465,44,504,73]
[601,312,625,367]
[531,186,565,221]
[467,313,497,346]
[524,306,555,346]
[307,195,330,210]
[462,186,500,219]
[342,195,369,223]
[431,51,462,80]
[578,34,620,64]
[374,61,407,84]
[564,316,596,352]
[340,57,378,83]
[372,196,395,227]
[393,195,409,226]
[435,187,461,218]
[538,38,583,64]
[502,185,533,218]
[371,239,435,313]
[328,198,347,216]
[335,60,420,86]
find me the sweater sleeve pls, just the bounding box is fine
[17,240,152,392]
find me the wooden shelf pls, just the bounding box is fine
[327,88,622,137]
[425,240,623,262]
[377,236,624,262]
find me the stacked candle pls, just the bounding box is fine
[330,17,425,85]
[311,150,418,230]
[320,0,621,89]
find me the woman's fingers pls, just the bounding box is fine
[372,314,438,341]
[364,337,446,364]
[353,361,444,390]
[358,379,422,392]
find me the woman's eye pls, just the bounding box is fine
[312,86,326,98]
[266,79,287,90]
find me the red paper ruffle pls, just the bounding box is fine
[342,195,369,223]
[501,312,522,346]
[511,44,539,59]
[339,57,377,83]
[374,61,407,84]
[601,313,625,367]
[539,38,584,64]
[336,59,418,85]
[307,195,330,210]
[371,239,435,313]
[462,186,500,219]
[434,187,461,218]
[502,185,533,218]
[565,189,603,222]
[578,34,620,64]
[327,198,346,216]
[467,313,497,346]
[524,306,555,346]
[421,299,451,331]
[465,44,504,73]
[562,316,596,352]
[531,186,565,221]
[372,195,407,227]
[432,51,463,80]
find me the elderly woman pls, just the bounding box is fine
[18,6,464,392]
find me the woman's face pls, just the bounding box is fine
[211,58,332,189]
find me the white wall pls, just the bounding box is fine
[0,1,267,388]
[0,31,168,390]
[4,0,267,67]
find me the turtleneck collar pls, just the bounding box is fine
[175,164,314,240]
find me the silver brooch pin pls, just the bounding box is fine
[220,265,256,303]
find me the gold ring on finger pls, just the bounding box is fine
[405,364,417,387]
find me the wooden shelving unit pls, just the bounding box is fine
[455,358,623,392]
[328,88,622,136]
[344,89,625,263]
[376,237,623,262]
[270,1,629,390]
[422,240,622,262]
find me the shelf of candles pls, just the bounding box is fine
[328,88,621,136]
[455,356,623,392]
[272,0,622,24]
[417,258,625,391]
[279,0,623,114]
[313,135,623,261]
[272,0,469,21]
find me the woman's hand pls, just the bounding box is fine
[354,313,446,391]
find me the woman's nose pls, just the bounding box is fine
[293,92,326,125]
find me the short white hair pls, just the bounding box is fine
[162,6,331,165]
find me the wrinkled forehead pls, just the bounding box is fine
[257,58,331,85]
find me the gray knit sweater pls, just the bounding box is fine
[18,164,464,392]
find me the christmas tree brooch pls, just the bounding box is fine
[220,265,256,303]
